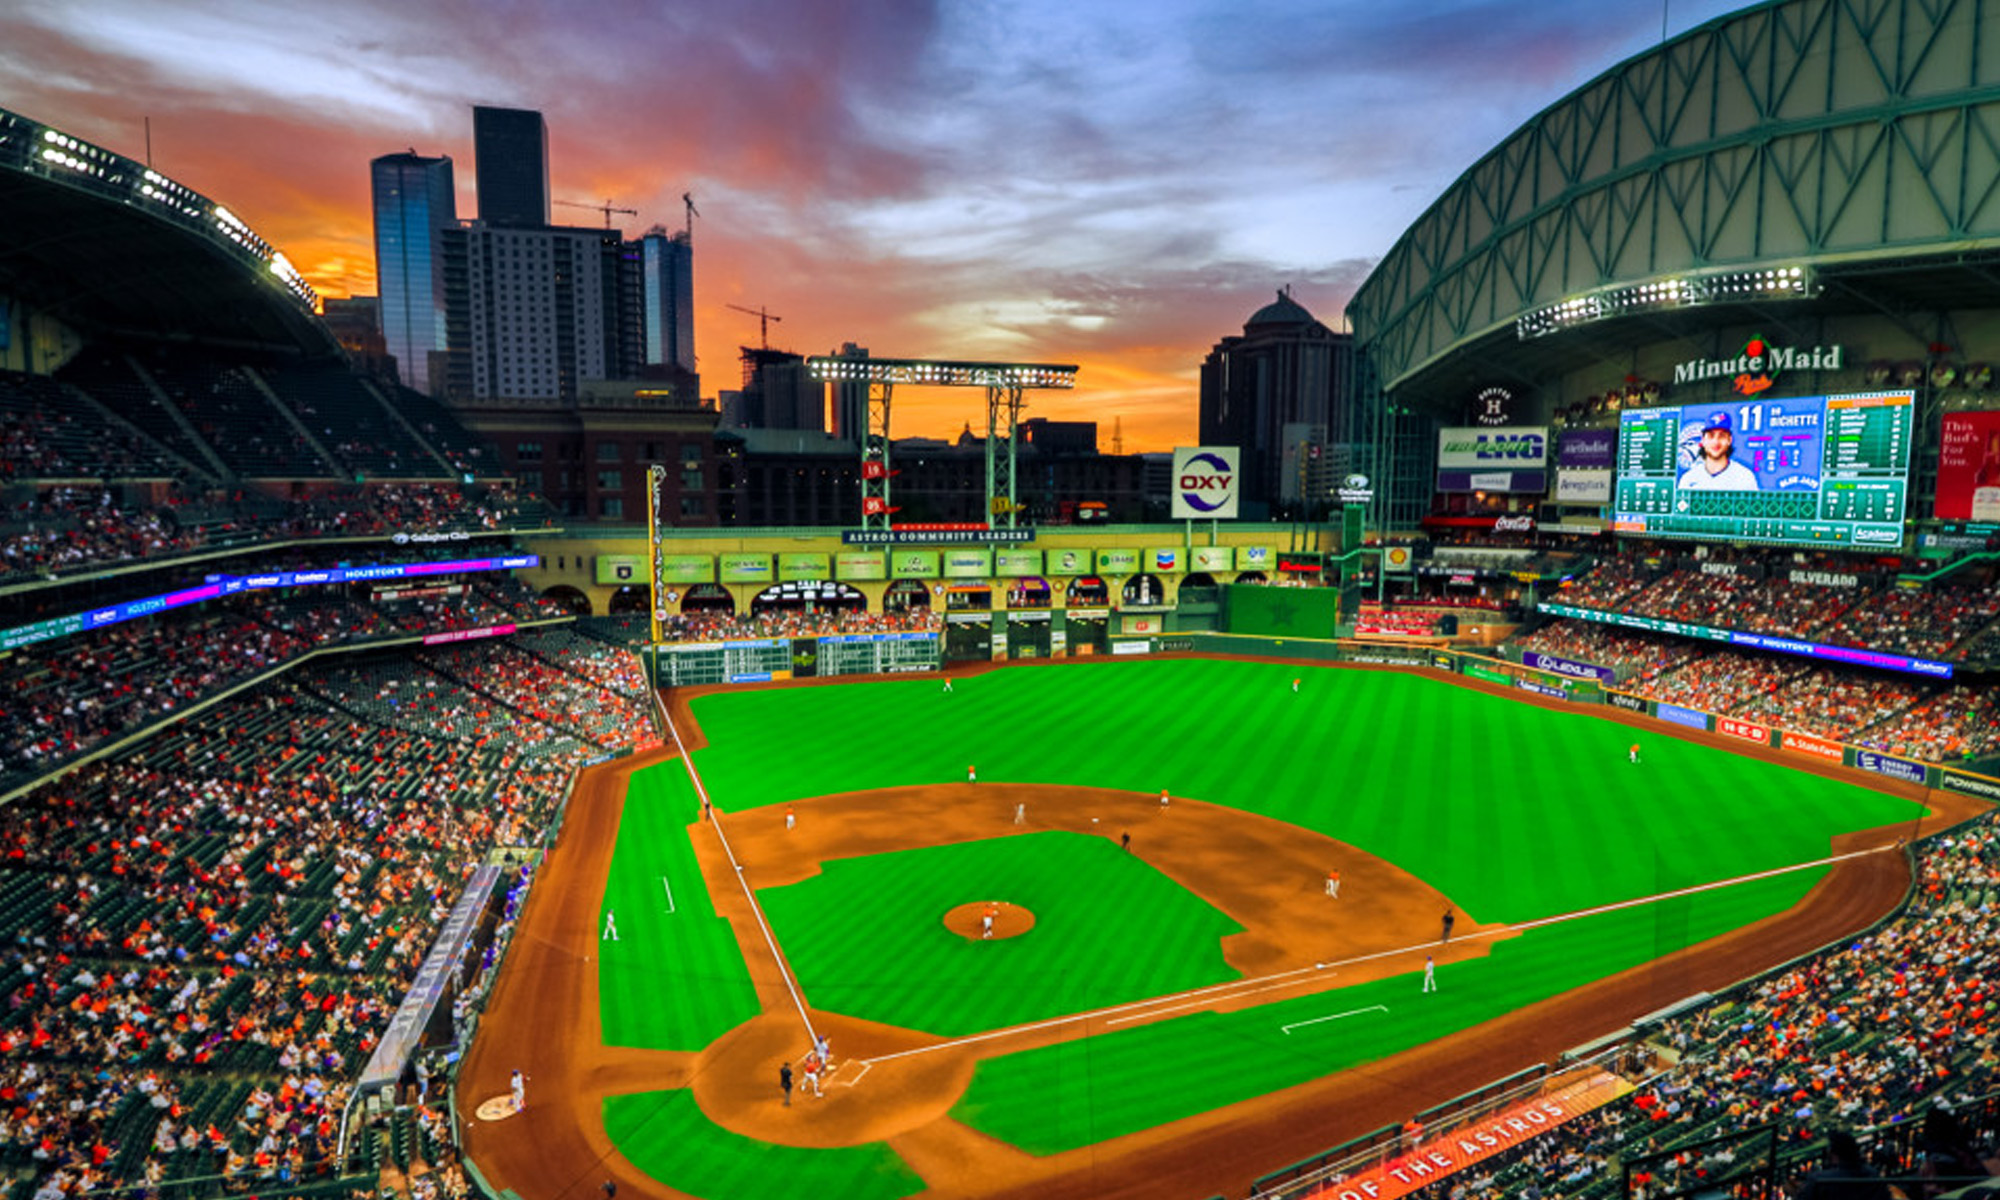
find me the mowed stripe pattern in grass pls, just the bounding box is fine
[598,763,760,1050]
[760,832,1244,1036]
[686,660,1919,922]
[952,866,1819,1154]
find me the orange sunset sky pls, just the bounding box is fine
[1,0,1744,451]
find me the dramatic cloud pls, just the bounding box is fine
[0,0,1746,450]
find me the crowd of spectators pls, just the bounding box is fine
[0,629,649,1197]
[1508,618,2000,764]
[0,579,567,792]
[1556,557,2000,666]
[1854,684,2000,765]
[1347,814,2000,1200]
[652,607,941,643]
[0,483,546,585]
[1513,620,1698,680]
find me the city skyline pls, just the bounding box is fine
[0,0,1747,451]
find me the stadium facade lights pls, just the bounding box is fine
[4,105,319,312]
[1516,265,1818,339]
[805,356,1078,389]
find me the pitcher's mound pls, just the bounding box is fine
[944,900,1035,941]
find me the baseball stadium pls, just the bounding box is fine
[2,1,2000,1199]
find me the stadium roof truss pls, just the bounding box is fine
[1348,0,2000,402]
[0,106,334,356]
[805,356,1078,532]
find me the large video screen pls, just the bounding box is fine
[1612,390,1913,548]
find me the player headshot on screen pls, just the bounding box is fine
[1678,411,1761,490]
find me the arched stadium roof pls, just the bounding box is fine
[1347,0,2000,408]
[0,106,336,357]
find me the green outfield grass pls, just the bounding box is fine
[599,659,1922,1189]
[597,764,760,1050]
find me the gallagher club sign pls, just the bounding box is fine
[1672,334,1844,396]
[1171,446,1241,519]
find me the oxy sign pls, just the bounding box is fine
[1172,446,1240,519]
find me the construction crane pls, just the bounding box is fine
[554,198,637,229]
[682,192,699,241]
[726,303,783,350]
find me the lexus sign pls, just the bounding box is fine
[1172,446,1241,519]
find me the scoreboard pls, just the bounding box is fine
[1612,390,1912,548]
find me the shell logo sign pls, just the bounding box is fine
[1171,446,1240,519]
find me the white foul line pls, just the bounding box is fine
[660,876,676,914]
[657,696,821,1049]
[1282,1005,1387,1034]
[859,843,1889,1068]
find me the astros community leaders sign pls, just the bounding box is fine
[1172,446,1240,519]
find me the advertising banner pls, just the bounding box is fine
[1171,446,1241,519]
[1937,411,2000,521]
[834,551,886,581]
[1236,545,1275,571]
[1717,716,1771,745]
[1315,1077,1631,1200]
[1608,691,1647,714]
[1656,703,1710,730]
[1045,547,1092,576]
[719,553,773,583]
[995,550,1043,577]
[1096,548,1141,574]
[1856,751,1927,785]
[1555,469,1612,504]
[595,554,644,585]
[659,554,716,584]
[1122,614,1163,634]
[890,550,940,579]
[1438,426,1551,470]
[1465,663,1513,685]
[1781,730,1845,762]
[1516,677,1568,699]
[1522,651,1616,683]
[1939,770,2000,802]
[778,552,831,582]
[1557,428,1617,468]
[1147,547,1186,573]
[942,549,993,579]
[422,623,516,646]
[1191,545,1235,572]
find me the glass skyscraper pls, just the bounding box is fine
[370,152,457,396]
[472,106,550,228]
[639,228,695,375]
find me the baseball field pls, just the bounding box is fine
[458,657,1954,1200]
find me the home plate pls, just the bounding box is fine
[475,1095,521,1121]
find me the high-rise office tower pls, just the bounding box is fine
[457,223,621,403]
[370,152,457,396]
[1198,289,1353,519]
[472,105,550,228]
[637,226,695,375]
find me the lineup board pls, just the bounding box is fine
[1612,391,1912,548]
